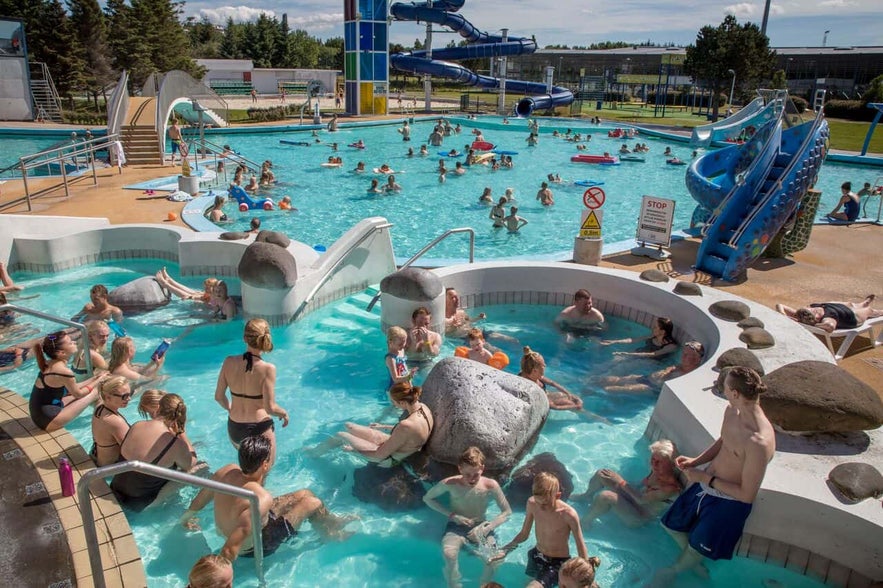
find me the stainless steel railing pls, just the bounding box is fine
[0,304,92,376]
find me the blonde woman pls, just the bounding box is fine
[72,320,111,377]
[108,336,165,387]
[187,555,232,588]
[519,346,583,411]
[137,389,166,419]
[90,376,132,466]
[154,268,218,303]
[211,280,237,321]
[215,319,289,463]
[110,393,197,511]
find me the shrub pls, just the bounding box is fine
[823,99,877,122]
[790,96,808,113]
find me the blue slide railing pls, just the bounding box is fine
[390,0,574,116]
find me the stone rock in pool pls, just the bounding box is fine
[255,230,291,248]
[505,453,574,508]
[218,231,250,241]
[715,348,765,376]
[762,361,883,432]
[673,282,702,296]
[709,300,751,322]
[739,327,775,349]
[380,267,443,301]
[238,241,298,289]
[108,276,171,313]
[639,269,669,283]
[828,462,883,502]
[352,461,427,511]
[421,358,549,472]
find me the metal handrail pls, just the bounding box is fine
[365,227,475,312]
[78,461,265,588]
[292,223,394,321]
[187,136,264,173]
[0,304,91,375]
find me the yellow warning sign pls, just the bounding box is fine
[579,210,602,238]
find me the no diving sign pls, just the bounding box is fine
[582,187,605,209]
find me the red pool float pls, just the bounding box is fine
[570,154,618,164]
[471,140,495,152]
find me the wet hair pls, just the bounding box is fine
[239,435,272,474]
[532,471,560,498]
[34,330,70,372]
[99,375,129,402]
[389,381,422,404]
[573,289,591,301]
[521,346,544,375]
[795,307,817,325]
[841,181,851,191]
[244,318,273,352]
[203,277,219,292]
[725,366,767,400]
[158,393,187,433]
[559,556,602,586]
[250,218,261,231]
[649,439,676,461]
[108,336,134,373]
[138,389,166,419]
[387,325,407,345]
[411,306,430,321]
[458,446,485,468]
[85,319,110,343]
[655,317,674,341]
[187,554,232,588]
[466,328,484,342]
[90,284,109,298]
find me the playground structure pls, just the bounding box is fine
[341,0,574,116]
[687,90,830,281]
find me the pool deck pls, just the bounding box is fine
[1,118,882,587]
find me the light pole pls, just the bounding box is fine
[727,69,736,108]
[823,30,830,47]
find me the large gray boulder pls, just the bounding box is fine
[352,461,428,511]
[421,358,549,471]
[828,463,883,502]
[255,229,291,248]
[380,267,443,301]
[108,277,171,313]
[762,361,883,432]
[238,241,298,289]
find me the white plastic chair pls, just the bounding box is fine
[800,316,883,360]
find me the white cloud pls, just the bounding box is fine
[819,0,855,6]
[198,6,276,24]
[770,4,786,15]
[724,3,756,17]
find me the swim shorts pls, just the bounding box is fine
[240,510,298,557]
[525,546,569,588]
[443,521,494,543]
[661,482,752,561]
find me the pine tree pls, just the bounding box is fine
[68,0,116,109]
[274,13,293,68]
[219,18,244,60]
[31,0,86,101]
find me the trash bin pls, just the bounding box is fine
[596,100,603,110]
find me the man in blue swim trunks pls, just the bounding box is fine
[650,366,775,586]
[181,436,355,560]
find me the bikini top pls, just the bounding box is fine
[230,352,264,400]
[93,405,131,449]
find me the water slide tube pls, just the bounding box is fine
[389,0,573,116]
[690,97,779,147]
[693,115,830,280]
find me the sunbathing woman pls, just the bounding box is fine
[600,317,677,359]
[777,294,882,332]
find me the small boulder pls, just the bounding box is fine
[737,317,765,329]
[709,300,751,322]
[673,282,702,296]
[380,267,443,301]
[639,269,669,283]
[108,277,171,313]
[828,463,883,502]
[506,453,574,508]
[255,230,291,248]
[762,361,883,432]
[218,231,250,240]
[715,348,765,376]
[352,462,427,511]
[421,358,549,472]
[238,242,298,289]
[739,327,775,349]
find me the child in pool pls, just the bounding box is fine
[279,196,296,211]
[465,328,494,365]
[385,326,417,389]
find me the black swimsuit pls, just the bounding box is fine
[227,352,275,445]
[29,372,70,430]
[110,433,180,512]
[810,303,858,329]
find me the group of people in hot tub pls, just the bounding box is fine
[6,264,872,586]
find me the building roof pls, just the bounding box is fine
[196,59,253,72]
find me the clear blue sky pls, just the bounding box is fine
[186,0,882,48]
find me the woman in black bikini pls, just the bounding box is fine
[215,319,289,465]
[29,331,106,432]
[600,317,678,359]
[337,381,434,467]
[90,375,132,466]
[110,393,197,511]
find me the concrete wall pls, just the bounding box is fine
[0,58,32,121]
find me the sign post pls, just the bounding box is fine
[631,195,676,260]
[573,186,605,265]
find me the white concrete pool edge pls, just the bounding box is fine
[1,217,880,586]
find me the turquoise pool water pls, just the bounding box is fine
[0,262,829,588]
[199,117,879,261]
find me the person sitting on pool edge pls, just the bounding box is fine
[556,289,605,333]
[572,439,683,528]
[181,435,355,560]
[777,294,882,333]
[599,340,705,394]
[827,181,860,222]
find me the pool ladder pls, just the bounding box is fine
[78,462,268,587]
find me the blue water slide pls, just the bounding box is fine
[691,97,768,146]
[390,0,574,116]
[694,113,830,280]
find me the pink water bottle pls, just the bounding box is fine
[59,457,75,497]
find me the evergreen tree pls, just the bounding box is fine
[288,29,319,69]
[771,69,786,90]
[105,0,155,91]
[219,18,244,59]
[32,0,86,101]
[68,0,116,109]
[320,37,345,71]
[185,16,223,58]
[245,13,279,69]
[275,13,293,68]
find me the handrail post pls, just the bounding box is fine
[1,304,92,375]
[20,159,31,211]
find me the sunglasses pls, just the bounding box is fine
[112,392,133,401]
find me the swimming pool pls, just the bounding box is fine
[1,261,829,588]
[197,117,879,262]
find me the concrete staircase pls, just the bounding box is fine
[120,97,163,165]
